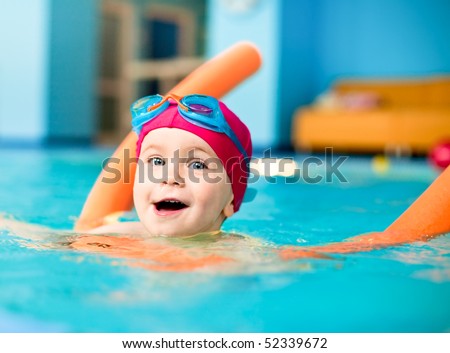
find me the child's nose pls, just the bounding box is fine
[163,162,185,186]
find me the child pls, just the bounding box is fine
[2,93,436,272]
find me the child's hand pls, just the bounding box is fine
[279,230,435,260]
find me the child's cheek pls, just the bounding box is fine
[200,170,226,185]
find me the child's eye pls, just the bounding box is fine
[148,157,165,166]
[189,161,206,170]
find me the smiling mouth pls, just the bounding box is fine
[154,199,188,212]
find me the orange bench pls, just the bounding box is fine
[292,76,450,154]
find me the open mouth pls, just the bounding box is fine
[154,199,188,212]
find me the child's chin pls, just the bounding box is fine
[144,225,194,237]
[142,220,221,238]
[157,232,187,238]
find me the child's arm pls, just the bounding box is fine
[0,215,53,241]
[278,230,437,260]
[281,164,450,261]
[0,214,146,240]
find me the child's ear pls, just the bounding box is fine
[223,195,235,218]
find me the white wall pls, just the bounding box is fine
[0,0,49,143]
[207,0,280,148]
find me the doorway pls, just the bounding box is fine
[97,0,206,144]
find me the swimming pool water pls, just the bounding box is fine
[0,148,449,332]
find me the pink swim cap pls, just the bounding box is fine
[136,100,252,212]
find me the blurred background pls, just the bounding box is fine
[0,0,449,152]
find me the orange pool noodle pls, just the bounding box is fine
[75,42,262,231]
[385,164,450,239]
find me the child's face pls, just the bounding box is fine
[134,128,235,237]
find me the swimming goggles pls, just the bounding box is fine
[130,93,248,159]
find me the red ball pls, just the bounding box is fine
[429,141,450,170]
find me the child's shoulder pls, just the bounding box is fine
[88,221,147,235]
